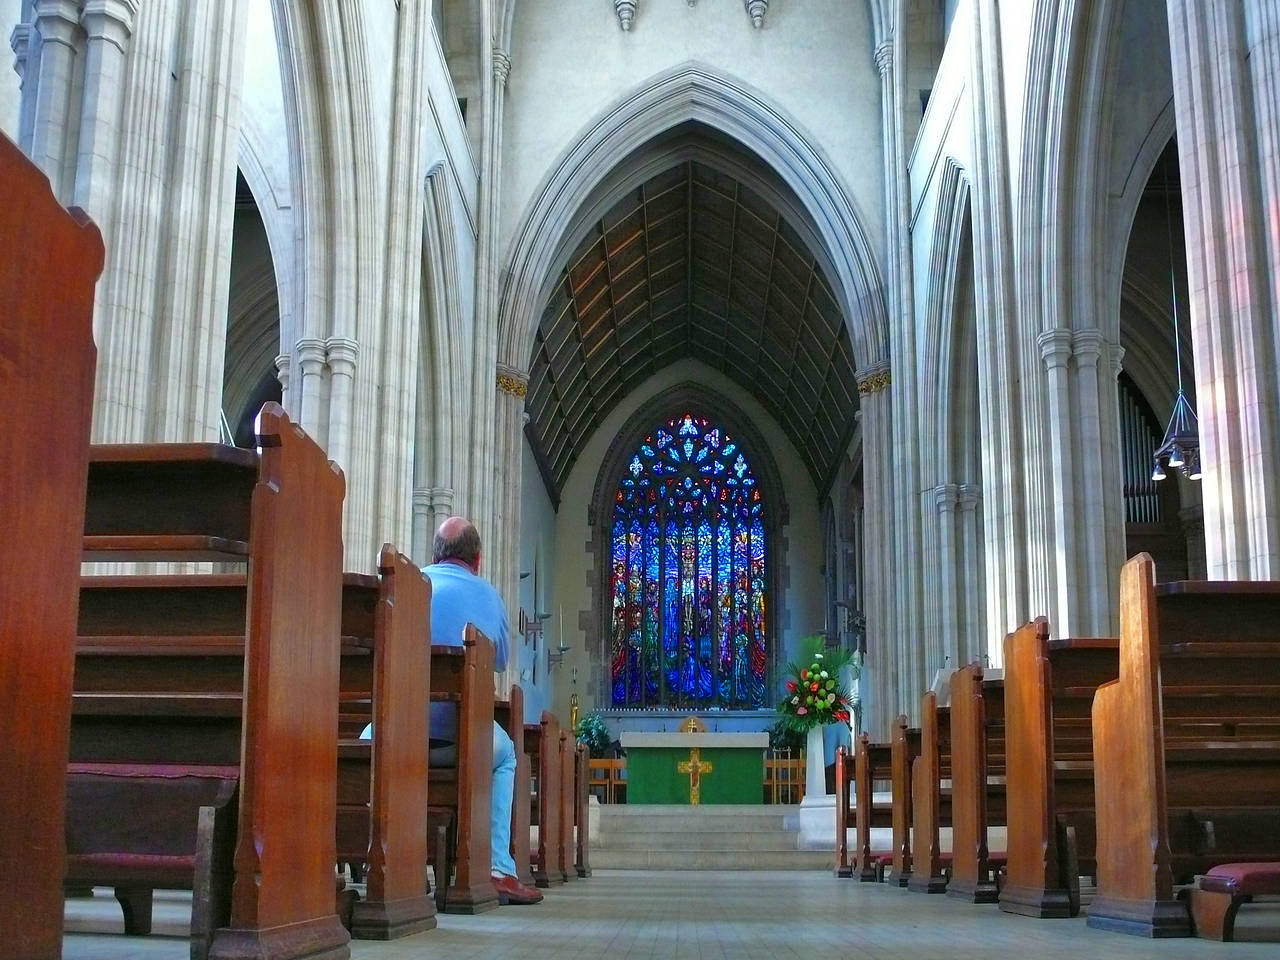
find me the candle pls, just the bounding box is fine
[559,604,565,652]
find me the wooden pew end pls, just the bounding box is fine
[1085,897,1191,938]
[1185,863,1280,942]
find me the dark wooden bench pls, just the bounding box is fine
[947,663,1007,903]
[854,731,895,882]
[1187,862,1280,941]
[0,130,104,960]
[1089,553,1280,937]
[494,685,536,887]
[332,547,436,940]
[889,714,923,887]
[525,712,564,888]
[557,727,577,884]
[1000,618,1118,918]
[908,692,953,893]
[574,742,592,878]
[69,405,351,960]
[428,629,499,914]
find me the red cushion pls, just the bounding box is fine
[1200,862,1280,896]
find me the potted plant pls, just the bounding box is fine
[775,635,857,797]
[576,711,613,758]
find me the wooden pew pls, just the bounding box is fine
[908,693,952,893]
[525,712,564,888]
[889,714,922,887]
[494,685,536,888]
[853,732,894,882]
[835,744,855,877]
[1000,618,1118,918]
[947,663,1007,903]
[575,743,593,878]
[557,728,577,884]
[429,628,499,914]
[69,405,350,960]
[333,547,436,940]
[1089,553,1280,937]
[0,130,104,960]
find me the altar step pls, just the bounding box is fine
[592,804,833,870]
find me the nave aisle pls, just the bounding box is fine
[64,870,1279,960]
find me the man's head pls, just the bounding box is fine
[433,516,482,573]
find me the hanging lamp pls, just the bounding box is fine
[1152,149,1201,483]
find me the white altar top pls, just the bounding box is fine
[619,731,769,749]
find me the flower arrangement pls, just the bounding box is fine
[576,711,613,757]
[775,634,856,734]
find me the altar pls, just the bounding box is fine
[620,722,769,805]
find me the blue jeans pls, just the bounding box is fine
[425,721,519,878]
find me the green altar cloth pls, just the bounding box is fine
[619,731,768,805]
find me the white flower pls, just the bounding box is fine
[791,696,799,705]
[815,652,824,660]
[820,670,829,679]
[827,693,836,704]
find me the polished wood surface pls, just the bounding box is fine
[350,547,434,940]
[430,628,499,914]
[0,131,104,960]
[854,732,893,882]
[947,663,1004,903]
[525,712,564,888]
[1089,554,1280,937]
[1000,619,1118,919]
[887,716,920,886]
[907,695,950,894]
[575,744,593,878]
[558,729,577,883]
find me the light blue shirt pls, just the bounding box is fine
[424,560,510,744]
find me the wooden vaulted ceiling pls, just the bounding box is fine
[526,160,859,496]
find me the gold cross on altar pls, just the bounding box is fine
[678,748,713,805]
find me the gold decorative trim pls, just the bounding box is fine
[497,372,528,398]
[857,370,891,395]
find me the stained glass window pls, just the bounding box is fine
[609,413,768,708]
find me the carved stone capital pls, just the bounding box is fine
[492,46,511,85]
[745,0,768,29]
[874,40,894,76]
[10,23,30,77]
[81,0,139,51]
[1109,342,1126,379]
[614,0,636,32]
[429,486,455,511]
[1071,329,1105,366]
[325,336,360,377]
[497,363,529,398]
[274,353,291,392]
[934,483,959,512]
[1037,328,1073,370]
[34,0,81,46]
[295,337,327,373]
[957,483,981,510]
[856,364,892,396]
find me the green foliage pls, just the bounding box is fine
[775,634,859,734]
[576,712,613,757]
[767,718,806,752]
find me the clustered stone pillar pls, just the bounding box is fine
[74,0,137,215]
[493,364,529,696]
[325,336,360,483]
[29,0,80,194]
[855,365,897,737]
[1166,0,1280,579]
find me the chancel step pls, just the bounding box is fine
[595,805,832,870]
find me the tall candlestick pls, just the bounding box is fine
[560,604,564,652]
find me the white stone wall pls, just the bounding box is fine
[1,0,20,139]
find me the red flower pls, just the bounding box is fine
[800,669,809,680]
[835,711,850,723]
[810,682,819,692]
[785,679,797,693]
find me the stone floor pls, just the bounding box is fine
[64,871,1280,959]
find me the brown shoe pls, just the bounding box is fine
[492,873,544,905]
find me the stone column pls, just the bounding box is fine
[10,20,34,151]
[73,0,137,215]
[30,0,80,196]
[935,483,959,671]
[856,366,895,737]
[295,336,327,442]
[494,363,528,696]
[325,335,359,474]
[957,484,984,665]
[1037,328,1075,637]
[411,487,432,566]
[1166,0,1280,578]
[1071,330,1113,631]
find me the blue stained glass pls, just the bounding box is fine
[609,412,769,709]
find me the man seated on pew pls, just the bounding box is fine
[366,517,543,905]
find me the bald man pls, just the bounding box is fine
[422,517,542,905]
